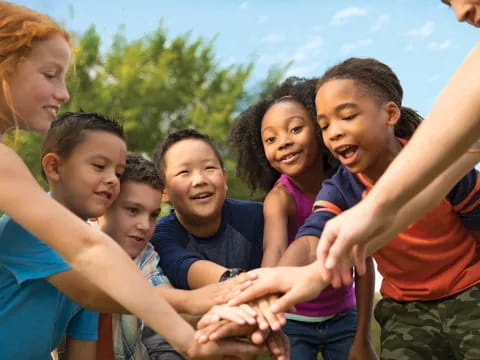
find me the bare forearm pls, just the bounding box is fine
[366,42,480,214]
[278,236,319,266]
[366,152,480,255]
[187,260,226,288]
[261,247,285,267]
[354,258,375,336]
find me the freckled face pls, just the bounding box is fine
[5,35,71,133]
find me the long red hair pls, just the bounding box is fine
[0,1,70,128]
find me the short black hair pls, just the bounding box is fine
[153,128,224,184]
[122,152,163,190]
[230,76,338,192]
[40,111,125,179]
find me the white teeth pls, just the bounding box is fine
[281,153,297,161]
[46,107,57,117]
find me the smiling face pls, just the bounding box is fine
[315,78,401,183]
[261,100,322,179]
[4,35,70,133]
[47,130,127,220]
[99,180,162,258]
[442,0,480,27]
[163,138,227,233]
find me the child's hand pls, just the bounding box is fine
[317,199,392,275]
[190,272,257,315]
[348,337,378,360]
[197,304,257,329]
[186,335,266,360]
[229,263,328,313]
[248,295,286,331]
[194,319,257,344]
[265,330,290,360]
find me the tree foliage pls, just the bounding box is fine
[12,23,287,199]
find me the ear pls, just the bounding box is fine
[223,169,228,193]
[383,101,401,126]
[161,189,170,204]
[41,153,62,182]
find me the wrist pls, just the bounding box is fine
[218,267,245,282]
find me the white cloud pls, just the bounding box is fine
[292,38,324,62]
[261,33,283,44]
[428,39,452,50]
[239,1,248,9]
[331,7,368,25]
[370,14,390,32]
[407,21,435,38]
[285,63,319,78]
[341,39,373,55]
[258,15,269,24]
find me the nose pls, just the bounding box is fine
[277,132,293,150]
[136,214,149,231]
[191,171,207,187]
[327,120,344,142]
[452,3,475,23]
[55,80,70,105]
[105,170,120,187]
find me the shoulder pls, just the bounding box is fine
[152,210,188,244]
[224,198,263,214]
[155,210,183,234]
[263,184,294,216]
[0,215,40,250]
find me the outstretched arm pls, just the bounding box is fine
[0,147,265,359]
[318,150,480,283]
[317,42,480,269]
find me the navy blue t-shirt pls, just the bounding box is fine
[151,199,264,289]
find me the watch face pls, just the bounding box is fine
[219,268,245,282]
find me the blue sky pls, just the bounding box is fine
[17,0,479,117]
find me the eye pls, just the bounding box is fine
[264,136,275,144]
[43,72,56,79]
[115,172,124,179]
[343,114,357,121]
[205,165,218,171]
[92,163,105,170]
[150,212,160,220]
[126,207,139,215]
[318,123,328,131]
[291,126,303,134]
[177,170,188,176]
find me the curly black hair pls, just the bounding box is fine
[317,58,422,139]
[230,76,338,192]
[122,152,163,190]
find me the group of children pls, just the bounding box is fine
[1,1,480,360]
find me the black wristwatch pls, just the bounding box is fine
[219,268,246,282]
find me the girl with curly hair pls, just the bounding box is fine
[231,77,377,360]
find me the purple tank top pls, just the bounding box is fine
[275,174,356,317]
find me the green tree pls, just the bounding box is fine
[13,23,287,199]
